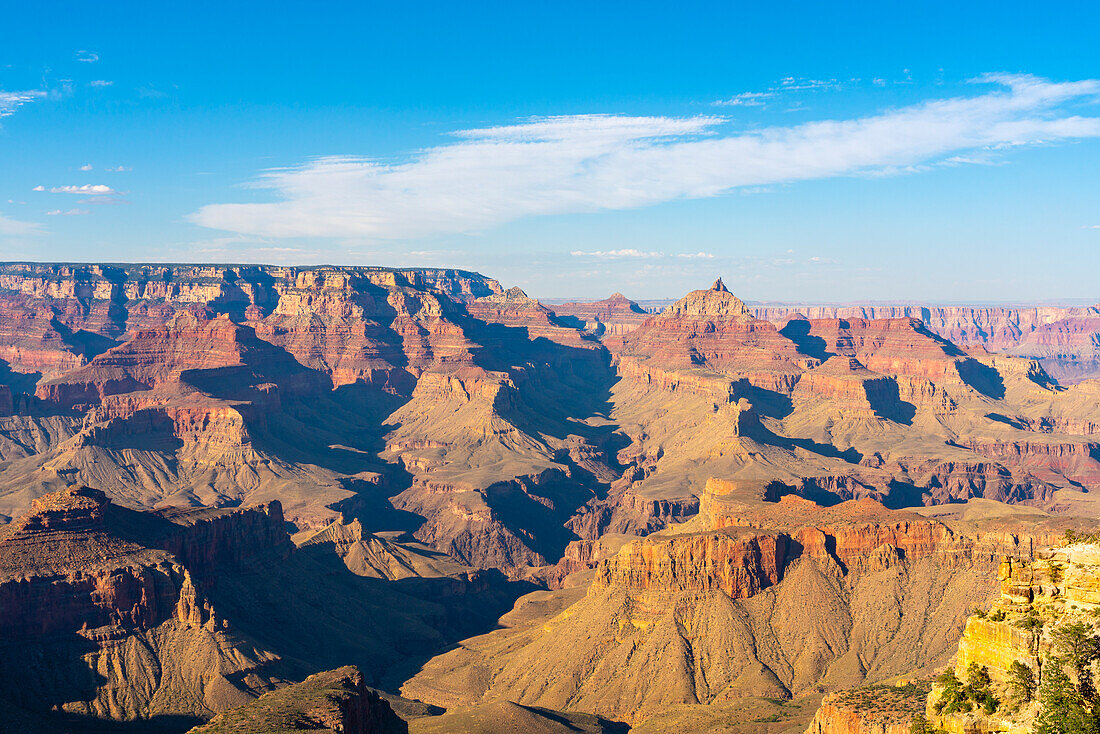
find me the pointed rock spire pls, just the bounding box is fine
[662,278,750,318]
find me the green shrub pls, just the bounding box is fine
[1008,660,1037,702]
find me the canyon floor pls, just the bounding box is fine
[1,262,1099,732]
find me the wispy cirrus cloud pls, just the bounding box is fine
[46,208,90,216]
[714,76,843,107]
[192,74,1100,241]
[0,214,41,236]
[714,91,774,107]
[570,249,715,260]
[89,80,113,87]
[34,184,119,195]
[0,90,46,118]
[76,50,99,63]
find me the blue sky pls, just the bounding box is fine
[2,1,1099,302]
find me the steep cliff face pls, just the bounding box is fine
[2,267,1100,579]
[803,541,1100,734]
[0,264,621,571]
[573,295,1100,384]
[804,683,931,734]
[0,483,526,729]
[924,544,1100,734]
[402,485,1088,726]
[592,529,788,598]
[594,284,1100,533]
[0,485,294,723]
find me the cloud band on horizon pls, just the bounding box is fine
[190,74,1100,240]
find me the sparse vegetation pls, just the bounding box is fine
[933,665,998,715]
[1008,660,1037,702]
[1063,530,1100,546]
[1015,610,1044,632]
[1035,658,1097,734]
[1034,622,1100,733]
[989,608,1006,622]
[909,713,932,733]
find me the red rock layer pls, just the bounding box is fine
[792,356,896,418]
[593,529,787,598]
[611,279,814,393]
[804,691,924,734]
[549,293,651,336]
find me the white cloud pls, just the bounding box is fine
[76,50,99,63]
[89,80,113,87]
[714,91,774,107]
[38,184,119,195]
[571,249,715,260]
[714,77,842,107]
[46,208,90,216]
[192,74,1100,241]
[0,90,46,118]
[106,165,131,172]
[0,214,40,236]
[775,77,840,92]
[571,249,664,259]
[79,164,93,171]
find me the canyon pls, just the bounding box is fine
[0,262,1099,731]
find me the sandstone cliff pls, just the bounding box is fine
[401,482,1092,725]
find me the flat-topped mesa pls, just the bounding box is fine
[12,484,108,534]
[592,527,788,598]
[805,683,932,734]
[793,355,900,419]
[549,292,649,337]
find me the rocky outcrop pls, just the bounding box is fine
[402,482,1095,725]
[804,542,1100,734]
[188,666,406,733]
[805,683,931,734]
[792,356,900,419]
[0,485,296,721]
[549,293,650,336]
[922,546,1100,733]
[610,279,815,393]
[593,529,787,598]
